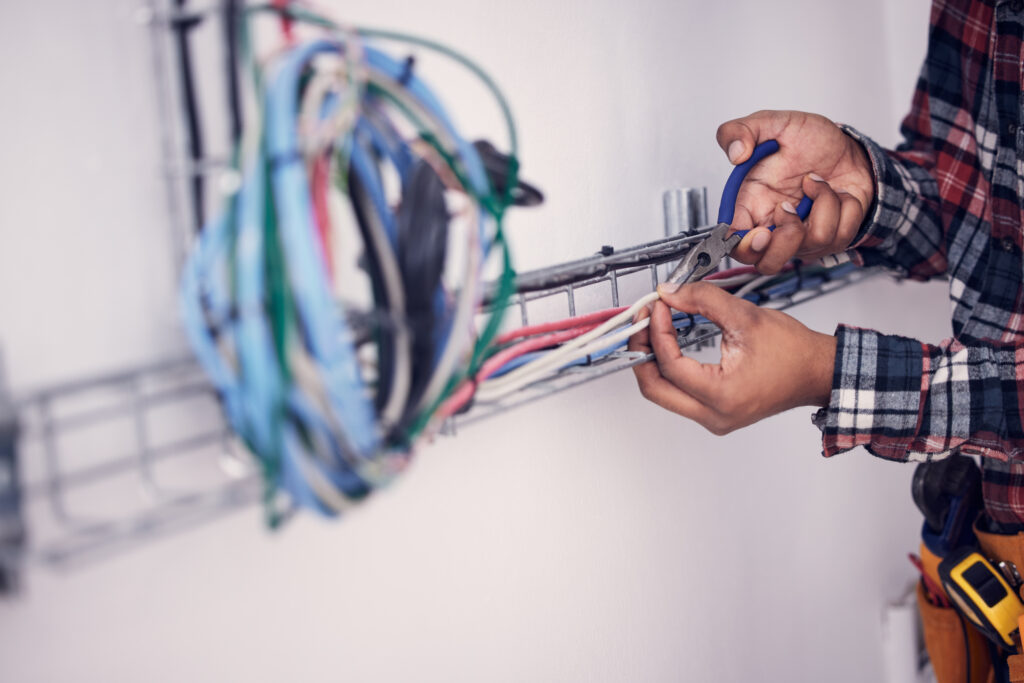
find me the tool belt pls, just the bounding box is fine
[918,521,1024,683]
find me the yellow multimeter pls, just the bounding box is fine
[939,547,1024,649]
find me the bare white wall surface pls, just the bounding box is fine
[0,0,944,681]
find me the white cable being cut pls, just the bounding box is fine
[473,291,660,402]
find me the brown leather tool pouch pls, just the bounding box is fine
[917,580,993,683]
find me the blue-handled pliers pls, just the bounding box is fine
[665,140,813,286]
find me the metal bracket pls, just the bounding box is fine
[0,347,25,594]
[663,187,708,238]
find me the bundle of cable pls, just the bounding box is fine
[437,260,860,416]
[179,6,526,522]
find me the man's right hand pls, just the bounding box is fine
[716,110,875,274]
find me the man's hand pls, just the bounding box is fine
[628,282,836,435]
[718,111,874,274]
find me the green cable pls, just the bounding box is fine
[237,12,290,526]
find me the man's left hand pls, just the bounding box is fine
[628,281,836,435]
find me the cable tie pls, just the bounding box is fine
[169,14,203,31]
[678,311,695,337]
[398,55,416,86]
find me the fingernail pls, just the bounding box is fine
[809,173,825,182]
[781,201,797,214]
[727,140,744,164]
[657,282,679,296]
[750,230,771,252]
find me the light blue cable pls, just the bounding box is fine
[265,39,379,459]
[232,159,283,459]
[349,129,398,247]
[363,47,490,201]
[286,389,374,497]
[179,212,248,436]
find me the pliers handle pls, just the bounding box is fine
[665,140,813,286]
[720,140,812,237]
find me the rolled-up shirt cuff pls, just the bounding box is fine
[812,324,926,461]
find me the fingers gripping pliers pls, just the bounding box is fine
[665,140,814,286]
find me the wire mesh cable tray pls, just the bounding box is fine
[1,229,882,575]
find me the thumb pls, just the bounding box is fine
[715,111,788,164]
[656,281,754,331]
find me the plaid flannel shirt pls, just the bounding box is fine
[812,0,1024,527]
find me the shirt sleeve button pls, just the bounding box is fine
[1009,123,1018,136]
[1002,236,1015,252]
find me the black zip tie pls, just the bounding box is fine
[399,55,416,86]
[169,12,203,30]
[678,311,696,337]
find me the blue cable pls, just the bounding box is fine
[349,128,399,247]
[232,159,283,460]
[179,212,248,436]
[286,389,372,499]
[363,47,489,202]
[265,39,380,460]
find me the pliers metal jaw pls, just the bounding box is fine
[665,223,742,286]
[661,139,814,289]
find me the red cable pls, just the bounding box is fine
[311,156,334,279]
[273,0,295,42]
[495,306,627,345]
[440,322,603,418]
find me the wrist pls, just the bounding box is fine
[846,135,875,206]
[808,331,837,407]
[838,126,879,244]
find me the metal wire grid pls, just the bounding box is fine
[2,240,881,573]
[10,358,260,570]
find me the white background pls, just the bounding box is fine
[0,0,950,681]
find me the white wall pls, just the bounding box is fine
[0,0,942,681]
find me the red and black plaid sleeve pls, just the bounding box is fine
[814,326,1024,462]
[812,0,1024,509]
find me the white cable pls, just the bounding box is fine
[475,316,654,402]
[477,267,778,403]
[350,176,413,432]
[298,61,359,161]
[475,291,660,400]
[705,272,759,289]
